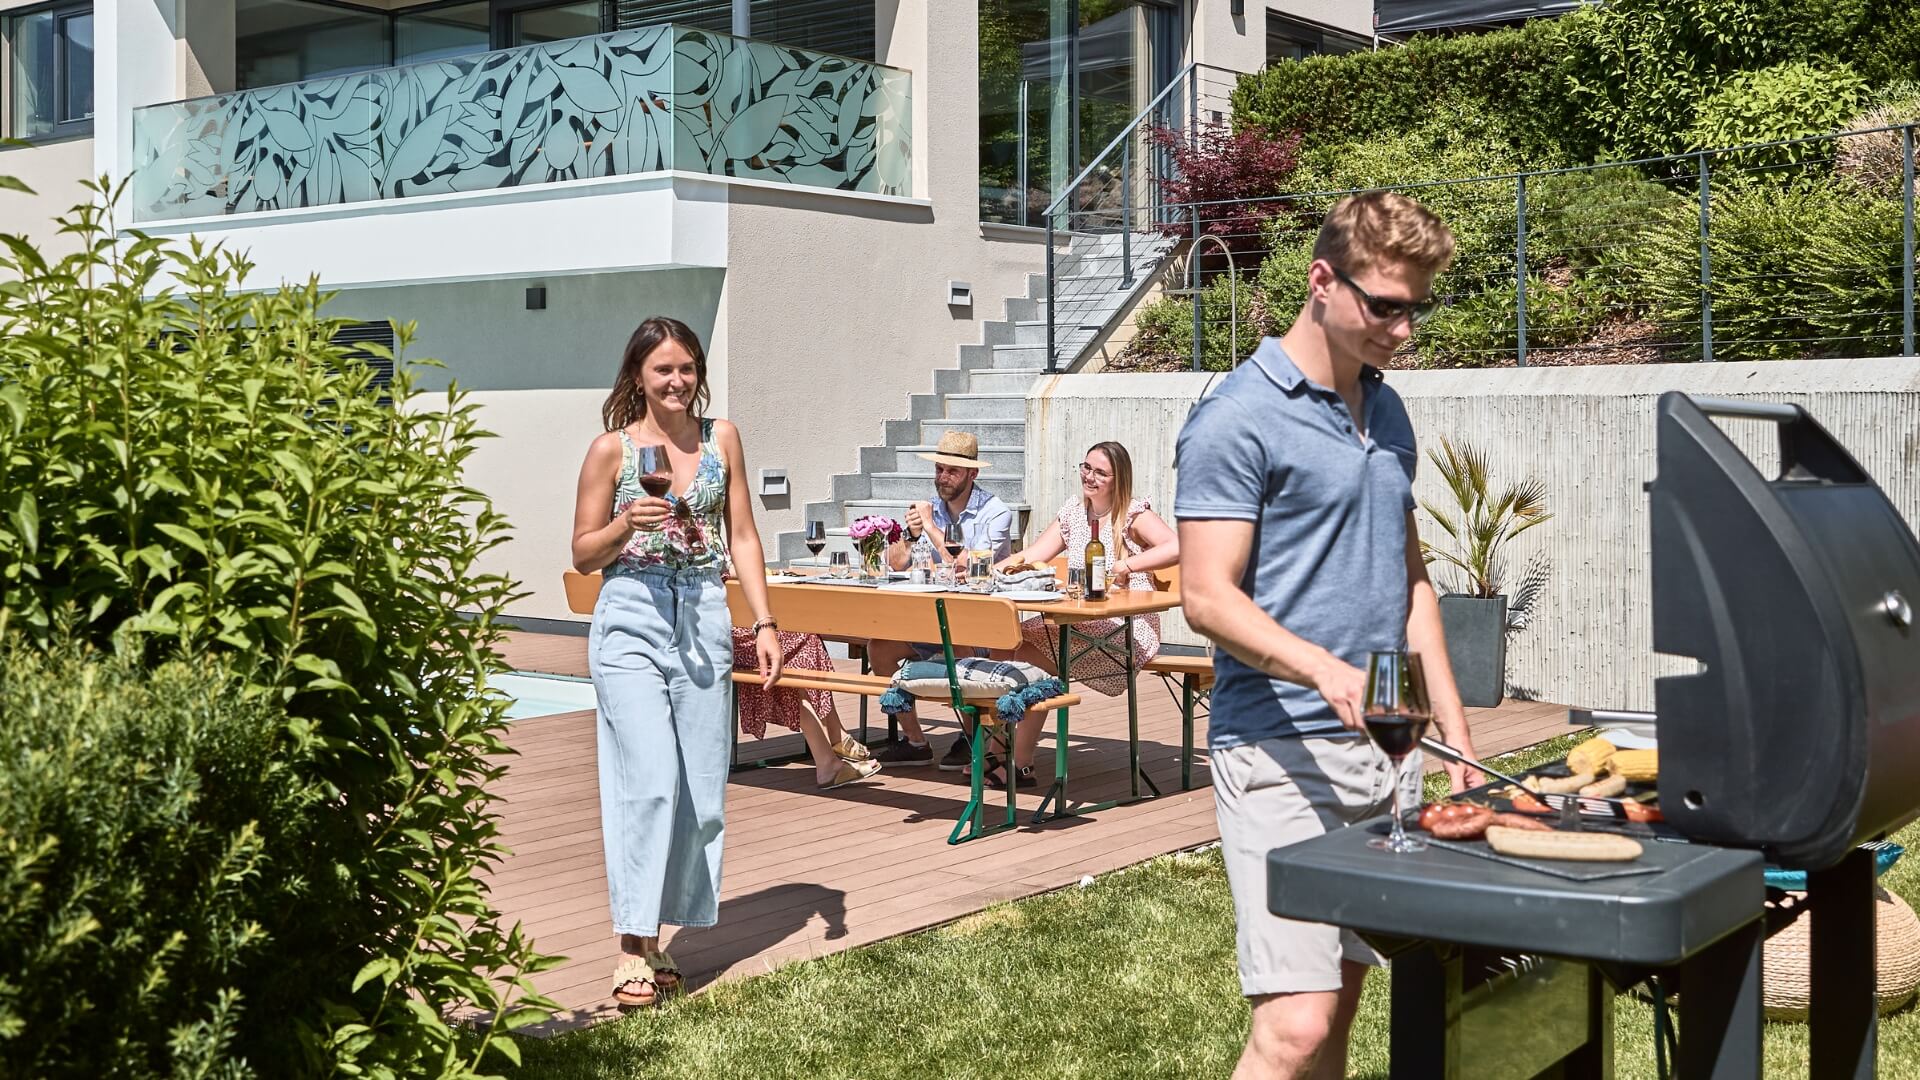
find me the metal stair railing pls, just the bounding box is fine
[1042,62,1239,373]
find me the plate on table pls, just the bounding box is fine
[765,574,813,584]
[998,589,1066,602]
[878,582,953,593]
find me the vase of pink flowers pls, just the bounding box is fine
[848,515,902,580]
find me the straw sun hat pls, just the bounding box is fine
[918,431,992,471]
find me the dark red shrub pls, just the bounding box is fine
[1150,121,1307,257]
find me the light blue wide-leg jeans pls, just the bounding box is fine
[588,567,732,937]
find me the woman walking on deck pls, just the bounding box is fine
[571,316,783,1008]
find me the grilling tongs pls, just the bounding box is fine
[1419,735,1644,811]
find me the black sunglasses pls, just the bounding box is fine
[1330,266,1439,326]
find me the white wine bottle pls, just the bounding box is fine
[1084,507,1108,601]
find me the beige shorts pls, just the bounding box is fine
[1212,734,1402,997]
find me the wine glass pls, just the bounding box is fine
[803,520,826,574]
[944,536,967,586]
[1363,650,1433,854]
[634,444,671,502]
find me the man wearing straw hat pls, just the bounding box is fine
[867,430,1018,769]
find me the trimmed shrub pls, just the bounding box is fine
[0,185,555,1074]
[1413,275,1619,368]
[1632,179,1905,361]
[1232,18,1582,163]
[1686,61,1867,174]
[1526,166,1689,272]
[0,638,321,1078]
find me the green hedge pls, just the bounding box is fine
[0,639,320,1077]
[1232,18,1581,163]
[0,184,554,1074]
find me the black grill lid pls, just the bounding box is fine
[1649,393,1920,869]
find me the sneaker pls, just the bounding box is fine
[938,734,974,772]
[875,737,933,766]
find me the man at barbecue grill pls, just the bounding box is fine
[1175,190,1487,1080]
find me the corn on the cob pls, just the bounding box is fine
[1610,749,1659,782]
[1566,738,1617,777]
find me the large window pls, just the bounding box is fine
[237,0,391,88]
[7,2,92,139]
[1265,11,1367,64]
[395,1,490,64]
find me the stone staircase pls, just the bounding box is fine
[774,230,1175,565]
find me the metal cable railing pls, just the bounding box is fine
[1125,123,1920,372]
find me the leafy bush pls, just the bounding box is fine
[1560,0,1869,160]
[0,637,322,1077]
[0,184,555,1074]
[1232,18,1582,163]
[1147,121,1305,257]
[1291,111,1533,302]
[1848,0,1920,88]
[1525,166,1688,271]
[1632,179,1905,360]
[1686,61,1867,173]
[1836,83,1920,195]
[1412,275,1619,369]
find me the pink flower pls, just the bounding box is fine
[847,515,902,544]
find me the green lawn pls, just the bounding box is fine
[515,737,1920,1080]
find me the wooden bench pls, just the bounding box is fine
[562,569,1081,844]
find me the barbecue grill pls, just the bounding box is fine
[1266,391,1920,1079]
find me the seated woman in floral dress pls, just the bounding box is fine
[989,440,1180,787]
[730,625,881,790]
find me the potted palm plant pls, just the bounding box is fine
[1420,437,1551,708]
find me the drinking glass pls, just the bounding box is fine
[828,550,850,578]
[633,444,671,502]
[1363,650,1433,854]
[1065,565,1085,600]
[945,538,968,587]
[803,521,827,573]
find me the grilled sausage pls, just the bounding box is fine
[1429,804,1495,840]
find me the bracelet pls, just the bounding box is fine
[749,617,778,635]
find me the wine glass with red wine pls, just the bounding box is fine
[1363,650,1433,853]
[634,444,671,501]
[803,521,826,574]
[943,535,967,586]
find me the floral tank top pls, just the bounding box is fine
[607,420,729,577]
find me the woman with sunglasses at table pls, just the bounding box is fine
[989,440,1179,785]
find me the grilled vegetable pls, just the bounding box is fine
[1566,738,1617,777]
[1507,791,1552,815]
[1611,749,1659,782]
[1580,774,1630,798]
[1485,826,1644,862]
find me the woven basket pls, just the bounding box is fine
[1761,886,1920,1022]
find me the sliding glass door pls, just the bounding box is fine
[979,0,1177,228]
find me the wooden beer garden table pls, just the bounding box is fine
[561,566,1186,825]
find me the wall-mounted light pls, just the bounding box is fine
[759,469,789,497]
[525,286,546,310]
[948,280,973,309]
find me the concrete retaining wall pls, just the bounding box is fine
[1026,356,1920,709]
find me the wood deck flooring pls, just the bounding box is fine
[490,631,1574,1030]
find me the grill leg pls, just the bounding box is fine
[1674,917,1763,1080]
[1809,847,1877,1080]
[1389,944,1458,1079]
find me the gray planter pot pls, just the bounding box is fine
[1439,594,1507,709]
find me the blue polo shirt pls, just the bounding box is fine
[1174,338,1419,746]
[931,483,1016,563]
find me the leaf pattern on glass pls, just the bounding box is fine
[131,25,913,223]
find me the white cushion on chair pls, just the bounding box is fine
[894,658,1052,701]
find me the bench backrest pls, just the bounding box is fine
[561,571,1023,650]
